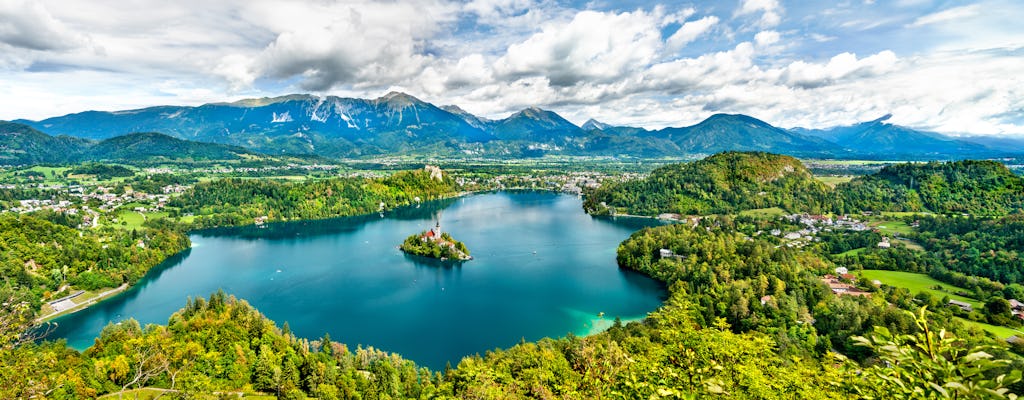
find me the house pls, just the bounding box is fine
[878,237,891,249]
[948,299,973,313]
[1010,299,1023,311]
[760,295,772,305]
[783,232,802,240]
[659,249,674,259]
[834,267,849,275]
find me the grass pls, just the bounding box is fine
[892,238,924,251]
[871,220,914,236]
[837,247,868,257]
[956,317,1024,339]
[738,207,786,218]
[859,270,983,309]
[116,210,146,229]
[814,175,854,188]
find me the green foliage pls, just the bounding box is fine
[400,231,471,260]
[848,308,1022,399]
[0,214,189,321]
[584,152,832,216]
[837,160,1024,215]
[172,168,458,227]
[68,163,135,180]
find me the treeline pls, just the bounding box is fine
[586,153,1024,217]
[67,163,135,180]
[170,169,457,228]
[584,152,833,216]
[0,214,189,317]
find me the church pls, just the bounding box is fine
[422,221,442,242]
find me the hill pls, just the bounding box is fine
[0,121,256,164]
[835,159,1024,215]
[583,151,833,216]
[0,121,91,164]
[86,132,255,161]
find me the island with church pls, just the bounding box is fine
[400,220,472,261]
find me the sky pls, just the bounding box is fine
[0,0,1022,136]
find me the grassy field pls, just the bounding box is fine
[738,207,787,218]
[814,175,854,187]
[892,238,924,251]
[871,220,914,236]
[956,317,1024,339]
[115,210,147,229]
[859,270,983,309]
[837,247,868,257]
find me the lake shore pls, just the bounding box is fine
[37,283,129,322]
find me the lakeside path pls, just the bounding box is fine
[36,283,129,322]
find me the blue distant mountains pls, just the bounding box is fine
[6,92,1022,161]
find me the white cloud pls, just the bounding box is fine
[754,30,780,47]
[666,16,719,51]
[780,50,898,89]
[908,4,982,27]
[0,0,87,51]
[494,9,665,87]
[253,1,458,91]
[736,0,783,27]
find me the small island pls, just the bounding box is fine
[400,221,472,261]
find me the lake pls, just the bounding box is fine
[48,191,667,369]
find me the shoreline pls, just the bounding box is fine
[36,283,129,323]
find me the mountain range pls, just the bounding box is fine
[6,92,1023,162]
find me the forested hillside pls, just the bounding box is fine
[586,154,1024,217]
[835,160,1024,215]
[0,214,188,320]
[171,168,458,227]
[583,152,833,216]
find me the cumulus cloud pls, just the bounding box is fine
[253,1,456,91]
[736,0,783,27]
[780,50,898,89]
[0,0,86,51]
[494,9,665,87]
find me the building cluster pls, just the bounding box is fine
[764,214,870,248]
[821,269,872,297]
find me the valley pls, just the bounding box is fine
[2,152,1023,398]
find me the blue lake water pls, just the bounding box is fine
[48,191,667,369]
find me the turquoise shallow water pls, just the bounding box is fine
[48,191,667,369]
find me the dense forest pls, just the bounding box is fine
[834,160,1024,215]
[0,214,189,316]
[584,152,834,216]
[586,153,1024,217]
[171,168,458,227]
